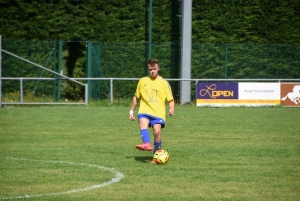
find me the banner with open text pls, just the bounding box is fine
[196,82,300,107]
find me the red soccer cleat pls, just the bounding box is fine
[151,159,157,164]
[135,142,153,152]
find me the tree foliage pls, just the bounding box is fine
[192,0,300,43]
[1,0,299,43]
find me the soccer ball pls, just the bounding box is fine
[153,149,170,164]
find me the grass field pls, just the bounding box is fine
[0,105,299,201]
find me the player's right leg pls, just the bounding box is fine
[135,117,153,151]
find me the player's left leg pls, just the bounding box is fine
[152,124,162,154]
[150,124,162,164]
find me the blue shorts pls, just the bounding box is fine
[138,114,165,128]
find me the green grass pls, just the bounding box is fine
[0,105,299,201]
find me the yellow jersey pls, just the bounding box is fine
[135,76,173,121]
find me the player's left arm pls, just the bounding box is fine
[165,81,174,116]
[168,99,175,116]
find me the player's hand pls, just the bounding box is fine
[168,109,174,116]
[129,114,136,121]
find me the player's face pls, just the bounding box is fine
[148,64,160,79]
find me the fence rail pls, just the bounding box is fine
[1,77,88,106]
[1,77,299,106]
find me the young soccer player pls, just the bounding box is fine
[129,58,175,163]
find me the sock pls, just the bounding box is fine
[140,129,150,143]
[153,140,162,154]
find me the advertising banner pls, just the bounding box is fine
[280,83,300,106]
[196,82,281,107]
[196,82,239,106]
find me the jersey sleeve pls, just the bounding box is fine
[165,81,174,101]
[135,79,142,99]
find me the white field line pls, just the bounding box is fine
[0,157,124,200]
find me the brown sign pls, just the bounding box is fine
[281,83,300,106]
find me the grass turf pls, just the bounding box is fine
[0,105,299,200]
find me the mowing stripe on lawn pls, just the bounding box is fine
[0,157,124,200]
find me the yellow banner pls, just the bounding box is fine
[197,99,281,104]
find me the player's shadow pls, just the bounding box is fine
[134,156,152,163]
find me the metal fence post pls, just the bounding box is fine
[57,40,63,101]
[20,78,23,103]
[225,44,228,79]
[86,41,92,100]
[85,83,88,106]
[110,78,113,103]
[0,35,2,107]
[180,0,192,105]
[148,0,152,60]
[53,40,57,100]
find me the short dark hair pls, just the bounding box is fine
[147,58,159,66]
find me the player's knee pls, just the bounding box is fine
[153,130,161,137]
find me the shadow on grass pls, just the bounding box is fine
[134,156,152,163]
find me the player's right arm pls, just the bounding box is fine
[129,95,139,121]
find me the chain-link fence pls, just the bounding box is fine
[192,43,300,79]
[1,39,300,103]
[1,39,60,103]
